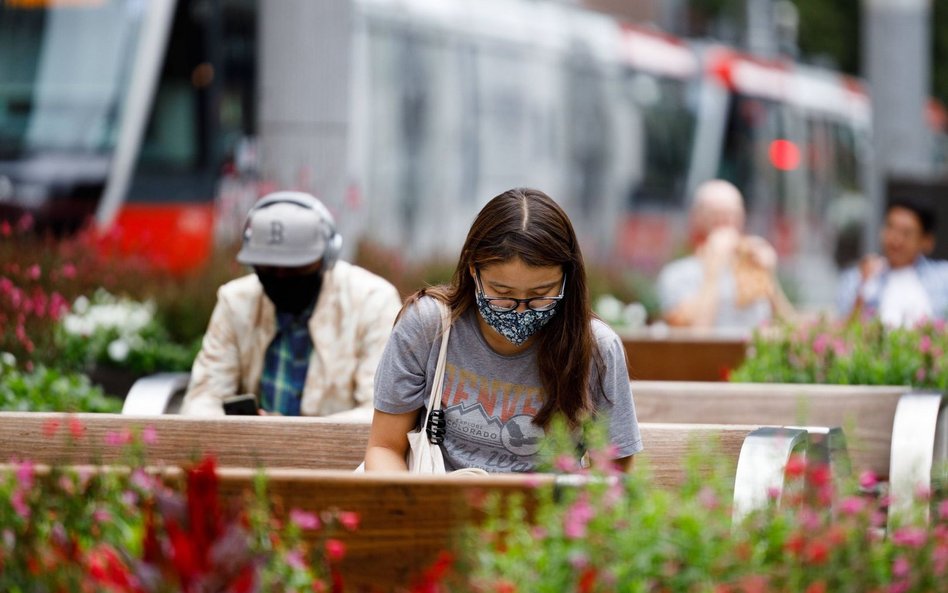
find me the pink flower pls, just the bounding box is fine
[892,555,912,577]
[859,470,878,490]
[916,368,927,383]
[939,500,948,520]
[286,550,306,570]
[812,333,830,356]
[26,264,40,280]
[554,454,577,472]
[839,496,866,516]
[104,428,133,447]
[325,538,346,562]
[698,486,719,510]
[60,263,77,279]
[919,335,932,353]
[892,527,927,549]
[289,509,320,530]
[16,460,35,490]
[338,511,360,531]
[563,495,595,539]
[142,426,158,445]
[11,490,30,519]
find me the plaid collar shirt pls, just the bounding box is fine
[260,302,316,416]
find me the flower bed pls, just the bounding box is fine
[0,421,352,592]
[731,317,948,389]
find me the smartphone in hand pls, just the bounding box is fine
[223,394,259,415]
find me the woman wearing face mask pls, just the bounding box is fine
[364,188,643,473]
[181,191,402,417]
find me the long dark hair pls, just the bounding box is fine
[404,188,601,428]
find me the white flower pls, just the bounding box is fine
[73,295,90,315]
[107,339,130,363]
[1,352,15,367]
[622,303,647,328]
[595,295,623,322]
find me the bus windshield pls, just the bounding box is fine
[0,0,146,158]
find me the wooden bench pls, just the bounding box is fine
[631,381,948,522]
[0,412,822,590]
[616,327,748,381]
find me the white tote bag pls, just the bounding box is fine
[405,300,451,474]
[355,300,450,474]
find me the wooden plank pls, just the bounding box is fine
[617,329,748,381]
[0,413,755,485]
[632,381,909,478]
[0,413,370,470]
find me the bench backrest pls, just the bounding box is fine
[631,381,909,478]
[0,412,758,488]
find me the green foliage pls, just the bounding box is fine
[0,354,120,413]
[731,316,948,388]
[437,420,948,593]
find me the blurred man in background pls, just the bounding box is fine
[837,196,948,326]
[657,179,795,329]
[182,191,401,417]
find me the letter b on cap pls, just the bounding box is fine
[268,220,284,244]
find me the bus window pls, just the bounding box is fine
[128,0,256,204]
[0,1,146,231]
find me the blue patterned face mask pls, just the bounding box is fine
[475,292,558,346]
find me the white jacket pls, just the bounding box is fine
[182,261,401,416]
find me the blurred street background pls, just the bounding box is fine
[2,0,948,384]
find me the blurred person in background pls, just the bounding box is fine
[182,191,402,417]
[656,179,796,329]
[837,196,948,326]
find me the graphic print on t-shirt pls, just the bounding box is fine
[439,362,546,472]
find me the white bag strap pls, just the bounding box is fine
[423,299,452,440]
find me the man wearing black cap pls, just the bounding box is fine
[182,191,402,416]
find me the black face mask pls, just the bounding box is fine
[257,270,324,315]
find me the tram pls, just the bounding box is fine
[0,0,896,307]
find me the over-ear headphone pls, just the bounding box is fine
[244,191,343,269]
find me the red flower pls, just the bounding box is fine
[325,538,347,562]
[805,580,827,593]
[68,416,85,439]
[87,544,138,591]
[186,455,221,570]
[804,540,830,565]
[578,566,597,593]
[784,454,807,479]
[42,418,60,437]
[784,532,806,557]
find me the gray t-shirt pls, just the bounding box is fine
[656,255,771,330]
[374,296,643,473]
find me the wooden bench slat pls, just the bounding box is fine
[632,381,908,478]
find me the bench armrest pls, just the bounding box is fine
[888,391,948,526]
[732,426,809,522]
[121,373,191,415]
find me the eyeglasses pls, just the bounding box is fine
[475,270,566,312]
